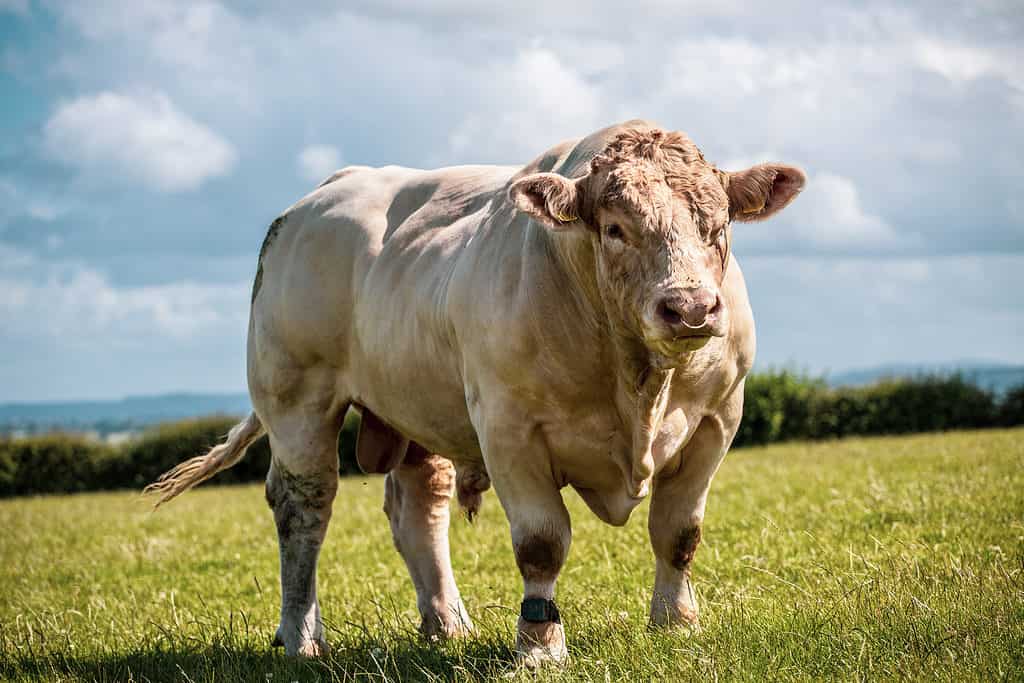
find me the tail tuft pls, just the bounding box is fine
[143,412,264,508]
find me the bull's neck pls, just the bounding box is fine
[543,225,675,497]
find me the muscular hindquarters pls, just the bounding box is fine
[249,166,495,462]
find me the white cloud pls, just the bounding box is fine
[43,91,237,192]
[740,171,904,253]
[55,0,258,105]
[449,47,603,162]
[663,39,821,100]
[911,38,1023,91]
[0,252,250,342]
[0,243,251,400]
[789,172,899,247]
[297,144,342,184]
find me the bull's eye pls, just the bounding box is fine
[604,224,624,241]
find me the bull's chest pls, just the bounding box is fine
[546,397,700,526]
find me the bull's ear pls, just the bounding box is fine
[722,164,806,223]
[509,172,583,231]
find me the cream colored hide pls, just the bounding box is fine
[150,120,805,665]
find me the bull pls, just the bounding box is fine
[147,120,805,665]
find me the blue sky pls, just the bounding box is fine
[1,1,1022,401]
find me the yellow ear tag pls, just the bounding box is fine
[742,199,766,215]
[555,211,578,223]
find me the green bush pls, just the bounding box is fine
[734,370,825,446]
[0,434,116,497]
[997,384,1024,427]
[736,372,1005,447]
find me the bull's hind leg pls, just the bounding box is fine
[384,442,473,638]
[263,404,344,657]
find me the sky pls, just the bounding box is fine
[0,1,1022,402]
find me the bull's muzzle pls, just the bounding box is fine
[648,285,723,335]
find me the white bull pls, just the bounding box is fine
[148,120,805,665]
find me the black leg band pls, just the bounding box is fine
[520,598,561,624]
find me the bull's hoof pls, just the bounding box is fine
[420,613,474,641]
[648,604,700,634]
[271,626,330,657]
[649,588,700,633]
[296,639,329,658]
[419,600,474,642]
[515,618,567,668]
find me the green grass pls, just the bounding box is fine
[1,429,1022,681]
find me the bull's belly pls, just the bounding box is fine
[344,347,483,462]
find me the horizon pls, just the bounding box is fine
[2,2,1022,402]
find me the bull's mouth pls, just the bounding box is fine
[644,325,727,362]
[647,335,713,358]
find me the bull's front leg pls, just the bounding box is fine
[648,395,740,630]
[483,428,571,667]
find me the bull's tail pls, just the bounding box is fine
[144,412,265,508]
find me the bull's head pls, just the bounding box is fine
[510,127,804,367]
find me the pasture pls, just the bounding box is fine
[1,429,1022,681]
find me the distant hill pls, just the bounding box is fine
[828,362,1024,394]
[0,392,251,434]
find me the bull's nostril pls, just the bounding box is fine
[657,300,683,326]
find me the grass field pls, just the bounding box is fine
[1,429,1022,681]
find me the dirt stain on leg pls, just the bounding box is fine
[515,531,566,583]
[670,525,702,571]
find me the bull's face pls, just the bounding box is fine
[510,128,805,367]
[588,158,731,360]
